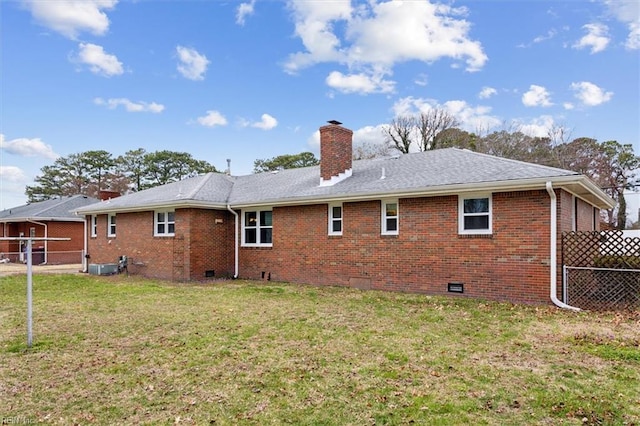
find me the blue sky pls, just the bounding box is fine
[1,0,639,213]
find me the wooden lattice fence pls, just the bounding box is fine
[562,231,640,311]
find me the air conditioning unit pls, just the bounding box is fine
[88,263,119,275]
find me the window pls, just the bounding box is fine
[91,215,97,238]
[381,199,399,235]
[155,210,175,236]
[459,194,492,235]
[108,213,116,237]
[242,209,272,246]
[329,203,343,235]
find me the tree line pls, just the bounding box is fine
[25,110,639,228]
[26,149,218,202]
[383,110,639,229]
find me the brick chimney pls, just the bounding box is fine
[319,120,353,186]
[98,190,121,201]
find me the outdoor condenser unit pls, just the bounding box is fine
[88,263,119,275]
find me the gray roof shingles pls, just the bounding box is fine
[0,195,100,220]
[73,148,581,213]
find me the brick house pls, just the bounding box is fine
[74,121,614,306]
[0,195,99,264]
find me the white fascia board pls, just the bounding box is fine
[0,217,86,223]
[229,175,613,210]
[73,200,229,215]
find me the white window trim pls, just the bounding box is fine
[90,215,97,238]
[107,213,116,237]
[381,199,399,235]
[328,203,343,236]
[241,209,273,247]
[154,209,175,237]
[458,193,492,235]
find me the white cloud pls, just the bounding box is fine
[518,29,558,48]
[414,74,428,87]
[284,0,487,92]
[0,166,27,183]
[602,0,640,50]
[308,124,389,151]
[390,96,501,134]
[176,46,210,81]
[23,0,117,39]
[236,0,255,26]
[478,86,497,99]
[250,114,278,130]
[518,115,556,138]
[570,81,613,106]
[195,110,228,127]
[0,134,59,160]
[522,85,553,107]
[94,97,165,113]
[573,23,610,53]
[73,43,123,77]
[326,70,395,94]
[533,29,557,44]
[563,102,575,110]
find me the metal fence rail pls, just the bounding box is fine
[0,250,84,265]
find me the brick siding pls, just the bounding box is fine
[86,209,235,280]
[85,188,602,305]
[240,190,559,304]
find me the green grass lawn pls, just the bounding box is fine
[1,274,638,425]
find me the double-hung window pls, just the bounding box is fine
[90,215,97,238]
[108,213,117,237]
[155,210,175,236]
[459,194,492,235]
[381,199,399,235]
[242,210,273,246]
[328,203,343,236]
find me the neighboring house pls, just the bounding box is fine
[74,121,615,305]
[0,195,99,264]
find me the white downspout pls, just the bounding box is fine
[545,182,580,311]
[27,219,48,264]
[82,216,88,272]
[226,205,239,279]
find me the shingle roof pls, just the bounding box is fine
[73,148,614,214]
[0,195,100,221]
[227,148,579,204]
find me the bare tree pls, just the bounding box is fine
[417,109,460,151]
[353,140,391,160]
[383,115,415,154]
[546,123,574,169]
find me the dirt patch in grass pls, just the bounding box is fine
[1,274,638,425]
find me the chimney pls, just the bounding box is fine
[319,120,353,186]
[99,190,121,201]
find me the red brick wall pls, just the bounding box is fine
[0,221,84,264]
[86,209,234,280]
[83,188,605,305]
[577,197,598,231]
[239,189,560,304]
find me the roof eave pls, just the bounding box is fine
[73,199,229,215]
[71,175,615,213]
[230,175,615,210]
[0,217,86,223]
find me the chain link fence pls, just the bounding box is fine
[0,250,84,265]
[563,231,640,311]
